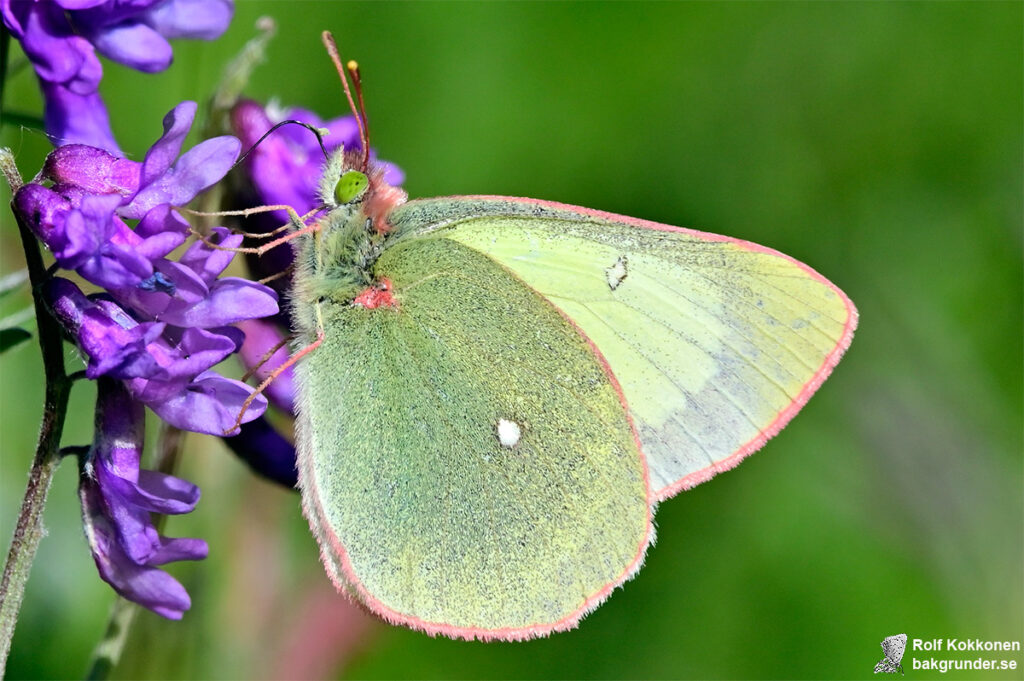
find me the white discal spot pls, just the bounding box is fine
[605,256,628,290]
[496,418,522,448]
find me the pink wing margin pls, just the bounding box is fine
[425,195,859,502]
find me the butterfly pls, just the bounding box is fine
[874,634,908,674]
[264,32,857,641]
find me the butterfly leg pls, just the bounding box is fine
[188,204,326,257]
[186,205,320,239]
[241,331,295,382]
[224,326,325,436]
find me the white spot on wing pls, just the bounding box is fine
[496,418,521,448]
[605,256,628,290]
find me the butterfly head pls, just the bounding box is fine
[318,147,407,233]
[319,32,408,232]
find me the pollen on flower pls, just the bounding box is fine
[352,278,398,309]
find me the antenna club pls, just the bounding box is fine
[347,59,359,72]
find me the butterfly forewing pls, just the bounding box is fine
[389,197,857,501]
[296,235,651,639]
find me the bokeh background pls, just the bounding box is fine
[1,2,1021,679]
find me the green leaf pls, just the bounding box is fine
[0,327,31,354]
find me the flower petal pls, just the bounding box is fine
[14,183,73,252]
[124,326,239,403]
[236,318,295,413]
[100,467,201,515]
[160,277,278,328]
[137,101,197,192]
[39,81,121,153]
[7,2,102,89]
[222,415,297,488]
[323,115,360,149]
[133,206,190,259]
[54,0,109,9]
[124,135,240,219]
[88,20,172,73]
[54,194,116,267]
[148,371,267,435]
[231,100,323,214]
[91,376,146,477]
[149,536,208,566]
[112,258,210,321]
[136,204,190,238]
[43,145,140,196]
[165,327,240,378]
[94,464,161,562]
[178,227,242,284]
[144,0,233,40]
[77,300,166,380]
[80,478,195,619]
[86,380,162,563]
[77,240,154,290]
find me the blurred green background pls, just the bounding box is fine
[1,2,1021,679]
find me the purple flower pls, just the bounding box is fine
[79,378,208,619]
[46,279,269,434]
[11,101,281,617]
[235,319,295,413]
[1,0,233,151]
[14,101,277,333]
[223,415,297,488]
[15,101,280,419]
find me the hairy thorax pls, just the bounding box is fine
[289,149,406,337]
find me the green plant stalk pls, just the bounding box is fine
[0,149,73,677]
[83,598,139,681]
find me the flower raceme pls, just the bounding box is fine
[1,0,234,152]
[12,100,278,617]
[10,94,403,617]
[79,379,207,619]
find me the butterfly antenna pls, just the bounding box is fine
[346,60,370,172]
[232,119,331,172]
[321,31,369,171]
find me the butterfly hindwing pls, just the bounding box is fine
[389,196,858,500]
[296,235,652,639]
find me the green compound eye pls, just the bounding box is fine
[335,170,369,204]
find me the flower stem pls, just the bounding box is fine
[0,149,73,676]
[83,598,138,681]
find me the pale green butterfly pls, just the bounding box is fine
[280,33,857,641]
